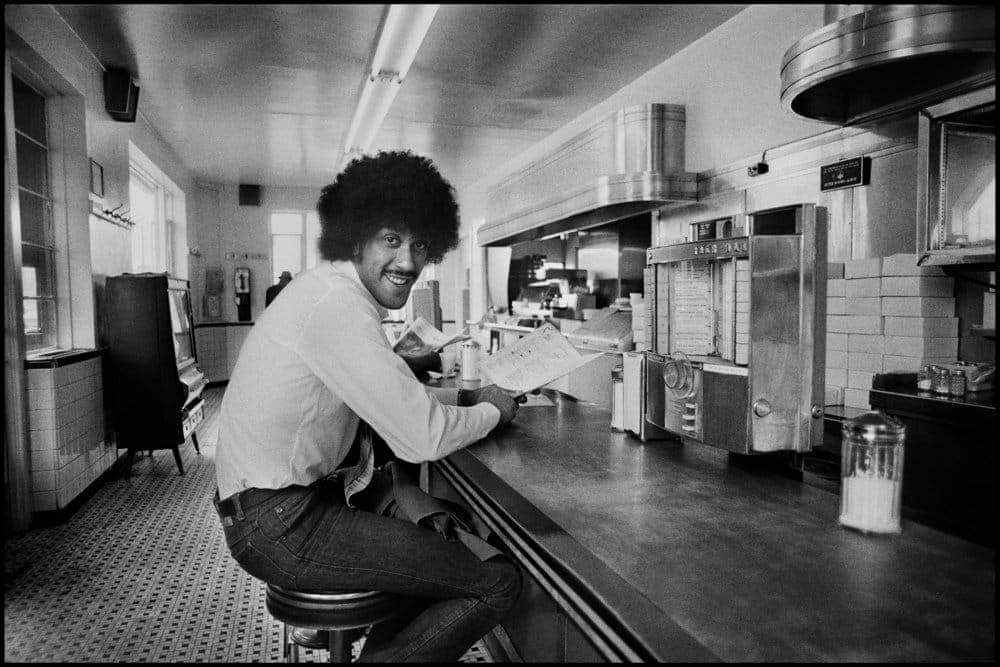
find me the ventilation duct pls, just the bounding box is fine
[479,104,697,247]
[780,5,995,126]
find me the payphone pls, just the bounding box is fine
[234,267,251,321]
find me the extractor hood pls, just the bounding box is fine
[478,104,697,247]
[780,5,995,126]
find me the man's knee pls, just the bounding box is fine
[485,558,523,614]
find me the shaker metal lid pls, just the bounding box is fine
[842,410,906,439]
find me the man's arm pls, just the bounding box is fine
[297,289,501,463]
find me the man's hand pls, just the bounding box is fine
[458,384,522,429]
[399,350,442,381]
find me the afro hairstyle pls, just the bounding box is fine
[316,150,460,264]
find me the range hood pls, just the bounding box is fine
[780,5,995,126]
[478,104,697,247]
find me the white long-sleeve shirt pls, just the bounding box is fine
[215,260,499,500]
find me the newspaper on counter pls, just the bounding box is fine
[479,323,604,396]
[392,316,469,354]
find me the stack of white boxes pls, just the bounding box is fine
[630,293,648,351]
[826,253,958,409]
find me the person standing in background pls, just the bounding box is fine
[265,270,293,307]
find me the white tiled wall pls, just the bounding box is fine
[825,254,958,409]
[27,356,117,512]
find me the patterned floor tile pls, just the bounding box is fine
[4,388,494,663]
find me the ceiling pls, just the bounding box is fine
[54,4,747,192]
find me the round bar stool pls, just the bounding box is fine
[266,585,402,663]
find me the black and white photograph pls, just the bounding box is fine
[3,4,995,663]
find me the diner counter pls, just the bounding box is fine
[434,391,995,662]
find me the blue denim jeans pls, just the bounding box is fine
[214,476,522,662]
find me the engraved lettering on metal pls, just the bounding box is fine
[648,238,749,264]
[820,156,870,191]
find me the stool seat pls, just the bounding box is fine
[266,585,402,632]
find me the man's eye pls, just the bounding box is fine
[384,234,400,246]
[413,240,428,252]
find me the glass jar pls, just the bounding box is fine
[610,365,624,431]
[932,366,951,395]
[916,365,934,392]
[949,369,967,397]
[459,340,481,390]
[839,411,906,534]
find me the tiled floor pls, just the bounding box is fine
[4,387,492,663]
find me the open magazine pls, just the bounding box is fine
[392,316,470,355]
[479,323,603,397]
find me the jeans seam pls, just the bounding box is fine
[384,596,484,662]
[245,539,299,582]
[297,556,486,600]
[285,502,345,558]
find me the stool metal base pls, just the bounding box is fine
[267,585,399,664]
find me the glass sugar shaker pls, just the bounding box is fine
[932,366,951,395]
[839,411,906,534]
[916,364,934,392]
[949,369,966,397]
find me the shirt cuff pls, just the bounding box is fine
[426,385,459,405]
[475,402,502,430]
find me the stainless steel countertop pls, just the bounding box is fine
[449,391,995,661]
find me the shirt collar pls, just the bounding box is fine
[324,260,390,318]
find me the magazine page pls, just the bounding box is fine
[480,323,603,396]
[392,316,469,354]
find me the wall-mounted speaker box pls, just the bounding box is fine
[239,184,262,206]
[104,68,139,122]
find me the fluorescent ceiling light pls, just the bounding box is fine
[341,73,402,167]
[340,4,439,165]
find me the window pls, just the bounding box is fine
[12,76,57,352]
[129,143,185,275]
[269,210,321,281]
[129,165,160,272]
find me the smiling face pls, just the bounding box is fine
[353,226,429,309]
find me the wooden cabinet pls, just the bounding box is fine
[104,274,207,474]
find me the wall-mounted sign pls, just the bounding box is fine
[692,220,717,241]
[820,156,870,191]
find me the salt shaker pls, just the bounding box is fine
[839,411,906,534]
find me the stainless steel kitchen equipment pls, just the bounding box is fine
[916,85,995,268]
[479,104,696,247]
[563,309,633,352]
[780,5,994,127]
[621,351,673,442]
[642,203,826,454]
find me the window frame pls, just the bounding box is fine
[10,71,59,353]
[128,160,165,273]
[269,209,321,282]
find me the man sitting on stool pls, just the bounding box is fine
[213,150,523,662]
